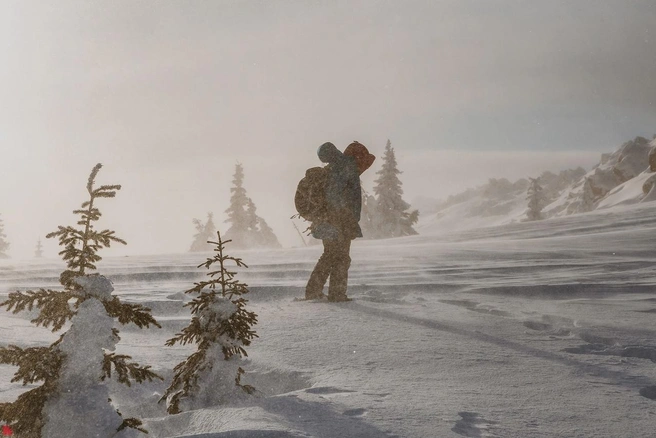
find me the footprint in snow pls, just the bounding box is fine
[305,386,356,395]
[523,320,572,337]
[343,408,366,417]
[523,320,552,331]
[452,411,498,437]
[564,342,656,366]
[639,386,656,401]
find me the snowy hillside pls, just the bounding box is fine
[418,136,656,235]
[2,201,656,437]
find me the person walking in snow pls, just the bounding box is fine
[305,141,375,302]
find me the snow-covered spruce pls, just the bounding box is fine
[161,231,257,414]
[0,164,161,437]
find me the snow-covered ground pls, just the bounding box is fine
[2,202,656,437]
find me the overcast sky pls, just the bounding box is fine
[1,1,655,257]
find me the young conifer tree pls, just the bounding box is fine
[190,212,217,252]
[0,214,9,258]
[161,231,257,414]
[0,164,161,438]
[371,140,419,238]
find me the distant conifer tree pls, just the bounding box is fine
[34,239,44,258]
[245,198,259,234]
[224,164,280,248]
[526,177,546,221]
[371,140,419,238]
[190,212,217,252]
[161,232,257,414]
[224,163,250,247]
[0,214,9,258]
[256,216,281,248]
[0,164,161,438]
[246,198,281,248]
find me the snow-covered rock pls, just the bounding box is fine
[419,136,656,234]
[649,141,656,172]
[542,136,653,216]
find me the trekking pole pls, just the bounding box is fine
[291,218,307,247]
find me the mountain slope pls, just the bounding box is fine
[418,136,656,235]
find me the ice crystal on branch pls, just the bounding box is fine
[162,231,258,414]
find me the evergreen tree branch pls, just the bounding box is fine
[160,349,208,414]
[0,289,76,331]
[0,345,63,385]
[102,352,162,387]
[165,317,204,346]
[0,384,52,438]
[102,297,161,329]
[117,417,148,434]
[235,366,256,395]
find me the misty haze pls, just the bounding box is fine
[1,1,656,437]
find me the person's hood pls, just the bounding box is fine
[344,141,376,175]
[317,142,344,164]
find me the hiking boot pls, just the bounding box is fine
[305,292,327,301]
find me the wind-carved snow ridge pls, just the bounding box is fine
[43,275,136,438]
[3,201,656,436]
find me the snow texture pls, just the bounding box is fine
[42,276,135,438]
[2,203,656,437]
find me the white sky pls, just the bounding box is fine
[0,1,654,258]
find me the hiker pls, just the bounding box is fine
[305,141,375,302]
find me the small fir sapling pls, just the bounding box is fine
[161,231,257,414]
[0,164,161,438]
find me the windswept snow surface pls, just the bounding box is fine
[2,202,656,437]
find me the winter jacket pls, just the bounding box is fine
[312,142,362,240]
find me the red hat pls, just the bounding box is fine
[344,141,376,175]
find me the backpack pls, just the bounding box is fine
[294,166,328,222]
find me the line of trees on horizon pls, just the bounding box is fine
[0,140,420,259]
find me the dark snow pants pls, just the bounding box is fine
[305,236,352,300]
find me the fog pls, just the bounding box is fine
[1,1,654,258]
